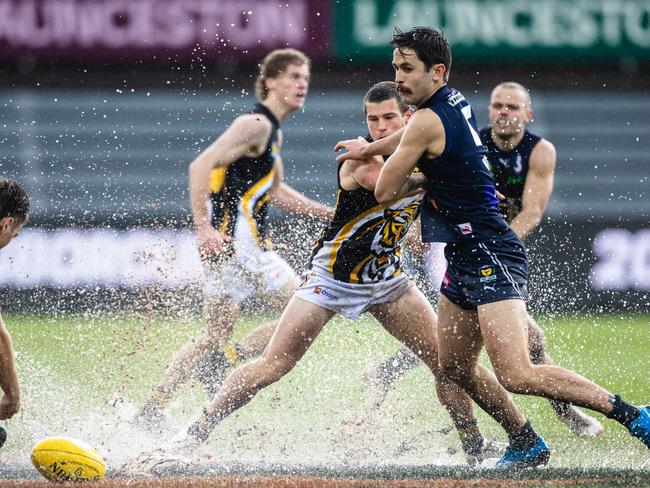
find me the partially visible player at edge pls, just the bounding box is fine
[135,49,333,427]
[363,82,603,438]
[0,178,29,422]
[337,26,650,468]
[126,81,510,472]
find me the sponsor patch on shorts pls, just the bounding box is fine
[458,222,473,235]
[313,286,339,301]
[479,265,496,283]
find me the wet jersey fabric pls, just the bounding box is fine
[414,86,528,309]
[480,127,542,222]
[309,138,423,284]
[209,103,279,252]
[417,85,513,244]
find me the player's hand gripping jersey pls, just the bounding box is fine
[479,127,542,223]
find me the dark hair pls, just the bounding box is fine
[390,26,451,81]
[255,48,310,101]
[363,81,410,114]
[0,178,30,224]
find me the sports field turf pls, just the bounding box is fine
[0,311,648,485]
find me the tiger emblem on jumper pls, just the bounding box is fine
[376,202,420,251]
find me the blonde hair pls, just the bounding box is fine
[255,49,310,101]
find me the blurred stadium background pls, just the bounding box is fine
[0,0,648,315]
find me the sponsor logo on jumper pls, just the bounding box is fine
[458,222,473,235]
[313,286,339,301]
[479,265,497,283]
[442,272,451,288]
[447,92,465,107]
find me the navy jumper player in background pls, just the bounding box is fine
[134,49,333,428]
[339,26,650,468]
[0,179,29,424]
[361,82,603,438]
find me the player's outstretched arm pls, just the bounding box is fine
[334,127,405,163]
[189,115,271,255]
[509,139,556,240]
[375,110,442,203]
[0,313,20,420]
[269,156,334,220]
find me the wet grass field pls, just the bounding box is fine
[1,312,649,483]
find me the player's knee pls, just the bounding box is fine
[439,358,471,386]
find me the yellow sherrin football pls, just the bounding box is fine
[31,436,106,481]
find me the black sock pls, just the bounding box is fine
[187,408,220,443]
[509,420,538,451]
[457,419,484,457]
[606,395,640,428]
[550,399,572,417]
[378,348,420,383]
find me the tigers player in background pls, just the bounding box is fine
[0,178,30,422]
[134,49,333,428]
[127,82,509,472]
[363,82,603,438]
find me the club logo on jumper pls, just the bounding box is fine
[458,222,473,235]
[313,286,339,301]
[479,265,497,283]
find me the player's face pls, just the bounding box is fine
[489,87,533,138]
[0,217,24,250]
[365,98,408,141]
[392,48,442,105]
[267,63,310,110]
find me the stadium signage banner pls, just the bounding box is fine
[0,0,330,60]
[526,222,650,313]
[335,0,650,61]
[1,225,648,313]
[0,228,202,288]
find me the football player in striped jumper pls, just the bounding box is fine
[134,49,333,429]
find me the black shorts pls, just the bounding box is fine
[440,235,528,310]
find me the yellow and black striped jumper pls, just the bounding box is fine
[209,103,279,254]
[308,154,423,284]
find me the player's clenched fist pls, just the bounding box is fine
[0,392,19,420]
[196,226,231,257]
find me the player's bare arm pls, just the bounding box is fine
[189,114,272,255]
[335,127,405,163]
[375,110,443,203]
[509,139,556,240]
[0,313,20,420]
[269,156,334,220]
[338,156,385,191]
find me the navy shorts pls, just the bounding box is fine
[440,235,528,310]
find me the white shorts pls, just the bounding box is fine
[425,242,448,291]
[294,268,415,320]
[203,249,296,305]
